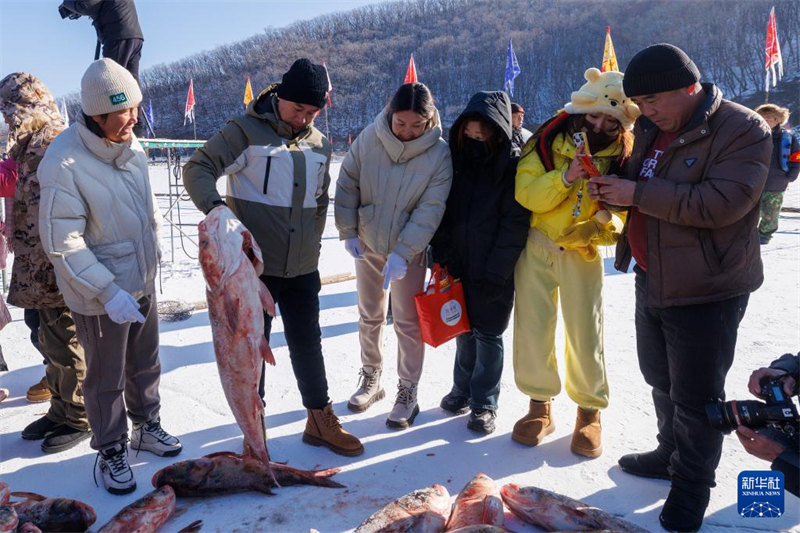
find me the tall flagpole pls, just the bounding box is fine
[324,106,330,147]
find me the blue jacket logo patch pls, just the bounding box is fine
[685,158,698,168]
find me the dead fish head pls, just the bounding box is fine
[198,206,264,291]
[0,505,18,533]
[500,483,546,513]
[141,486,176,510]
[461,473,496,496]
[152,458,214,488]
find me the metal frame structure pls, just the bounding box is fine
[139,139,206,262]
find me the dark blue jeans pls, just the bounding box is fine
[453,329,504,412]
[634,266,749,488]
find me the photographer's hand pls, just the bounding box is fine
[748,367,795,398]
[736,426,785,462]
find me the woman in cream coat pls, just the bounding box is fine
[335,82,452,429]
[38,59,181,495]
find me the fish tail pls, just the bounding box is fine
[178,520,204,533]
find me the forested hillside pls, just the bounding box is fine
[64,0,800,146]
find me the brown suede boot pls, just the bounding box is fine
[303,402,364,457]
[512,399,555,446]
[570,406,602,458]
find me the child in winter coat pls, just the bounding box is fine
[335,82,452,429]
[430,91,530,434]
[512,68,639,457]
[753,104,800,245]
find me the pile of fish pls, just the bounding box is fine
[350,474,649,533]
[0,483,96,533]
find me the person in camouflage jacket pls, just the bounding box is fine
[0,72,91,453]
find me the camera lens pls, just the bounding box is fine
[705,400,744,432]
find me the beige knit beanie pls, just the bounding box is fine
[80,58,142,116]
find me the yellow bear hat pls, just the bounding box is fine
[564,68,641,130]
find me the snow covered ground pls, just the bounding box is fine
[0,163,798,532]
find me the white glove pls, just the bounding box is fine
[381,253,407,290]
[104,290,146,324]
[344,237,365,260]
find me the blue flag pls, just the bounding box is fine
[504,38,521,96]
[146,99,155,138]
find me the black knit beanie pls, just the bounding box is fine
[276,59,328,109]
[623,43,701,97]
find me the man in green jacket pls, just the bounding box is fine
[184,59,363,457]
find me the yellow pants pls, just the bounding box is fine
[513,229,609,410]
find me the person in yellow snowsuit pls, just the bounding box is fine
[512,68,639,458]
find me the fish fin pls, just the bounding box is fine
[202,451,241,459]
[260,337,276,366]
[10,492,46,501]
[257,486,276,496]
[481,495,505,525]
[313,469,345,489]
[258,281,276,317]
[222,291,240,332]
[178,520,204,533]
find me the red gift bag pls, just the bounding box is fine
[415,264,470,348]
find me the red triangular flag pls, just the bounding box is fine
[184,79,196,125]
[765,6,783,92]
[404,54,418,84]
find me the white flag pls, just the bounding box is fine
[61,100,69,127]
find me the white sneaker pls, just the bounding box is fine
[131,418,182,457]
[386,379,419,429]
[347,366,385,412]
[96,443,136,495]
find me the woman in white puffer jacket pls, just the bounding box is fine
[38,59,181,496]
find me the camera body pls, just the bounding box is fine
[706,376,799,445]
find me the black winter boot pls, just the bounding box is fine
[659,480,710,533]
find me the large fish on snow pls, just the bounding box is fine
[96,485,203,533]
[8,492,96,533]
[500,484,648,532]
[445,473,503,531]
[355,484,452,533]
[198,206,276,478]
[152,451,344,497]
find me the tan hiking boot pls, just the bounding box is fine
[512,399,555,446]
[26,376,51,403]
[303,402,364,457]
[570,406,602,458]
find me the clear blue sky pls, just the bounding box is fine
[0,0,393,98]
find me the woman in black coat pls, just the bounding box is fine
[430,91,530,434]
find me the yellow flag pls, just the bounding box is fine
[243,76,254,108]
[601,26,619,72]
